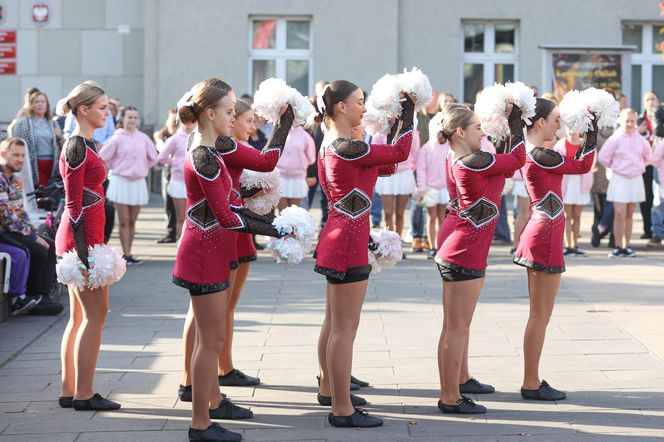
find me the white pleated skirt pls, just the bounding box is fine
[107,175,149,206]
[563,175,590,205]
[167,179,187,199]
[375,171,415,195]
[607,173,646,203]
[423,187,450,207]
[279,177,308,199]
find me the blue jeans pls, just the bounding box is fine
[410,198,427,239]
[493,195,511,243]
[652,196,664,238]
[371,192,383,225]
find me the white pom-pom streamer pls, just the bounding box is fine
[239,170,281,215]
[253,78,314,126]
[559,89,593,133]
[475,83,510,140]
[268,205,316,264]
[581,87,620,129]
[396,67,433,112]
[505,82,536,125]
[362,103,392,136]
[368,229,403,274]
[56,244,126,291]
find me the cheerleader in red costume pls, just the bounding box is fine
[178,81,294,403]
[513,98,597,401]
[435,104,526,414]
[313,81,414,428]
[173,79,284,442]
[56,82,124,411]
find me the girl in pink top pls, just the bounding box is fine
[374,131,421,239]
[416,113,449,257]
[100,106,158,263]
[158,122,194,239]
[276,125,316,209]
[554,127,594,256]
[599,109,652,257]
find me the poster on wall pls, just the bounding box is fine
[552,53,622,99]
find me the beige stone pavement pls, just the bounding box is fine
[0,197,663,441]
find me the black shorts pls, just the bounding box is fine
[326,272,370,285]
[436,262,483,282]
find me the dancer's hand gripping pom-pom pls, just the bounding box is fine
[475,82,536,141]
[239,170,281,215]
[268,205,316,264]
[56,244,127,291]
[559,87,619,133]
[253,78,314,126]
[368,229,403,275]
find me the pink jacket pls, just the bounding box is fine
[652,140,664,192]
[276,126,316,179]
[416,140,448,191]
[371,130,421,174]
[554,138,594,194]
[101,129,158,180]
[158,127,188,183]
[599,130,652,179]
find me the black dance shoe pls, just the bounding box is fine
[219,369,260,386]
[317,393,366,407]
[317,375,360,391]
[72,393,121,411]
[521,380,566,401]
[327,408,383,428]
[58,396,73,408]
[209,398,253,420]
[350,375,370,388]
[188,423,242,442]
[460,377,495,394]
[437,396,486,414]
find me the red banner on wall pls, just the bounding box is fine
[0,45,16,59]
[0,61,16,75]
[0,31,16,44]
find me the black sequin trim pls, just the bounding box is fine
[172,276,230,296]
[529,147,564,169]
[238,254,257,264]
[513,255,566,274]
[330,138,370,160]
[214,136,238,154]
[433,257,485,277]
[314,264,372,280]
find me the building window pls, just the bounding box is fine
[461,21,518,103]
[623,22,664,110]
[249,17,312,96]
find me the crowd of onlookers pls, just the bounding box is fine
[1,80,661,314]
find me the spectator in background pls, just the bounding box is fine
[637,91,661,239]
[153,108,179,243]
[591,126,616,248]
[7,86,40,135]
[11,90,62,187]
[100,106,158,264]
[649,138,664,247]
[555,127,593,256]
[158,119,193,240]
[600,109,652,258]
[0,240,38,315]
[240,93,253,105]
[0,137,62,314]
[276,125,316,210]
[108,97,122,125]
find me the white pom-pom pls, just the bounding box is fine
[362,103,392,136]
[56,250,87,290]
[367,74,402,119]
[268,205,316,264]
[368,229,403,274]
[559,89,592,133]
[239,170,281,215]
[87,245,126,289]
[253,78,314,126]
[580,87,620,129]
[396,67,433,112]
[56,245,126,290]
[475,83,510,140]
[505,82,536,125]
